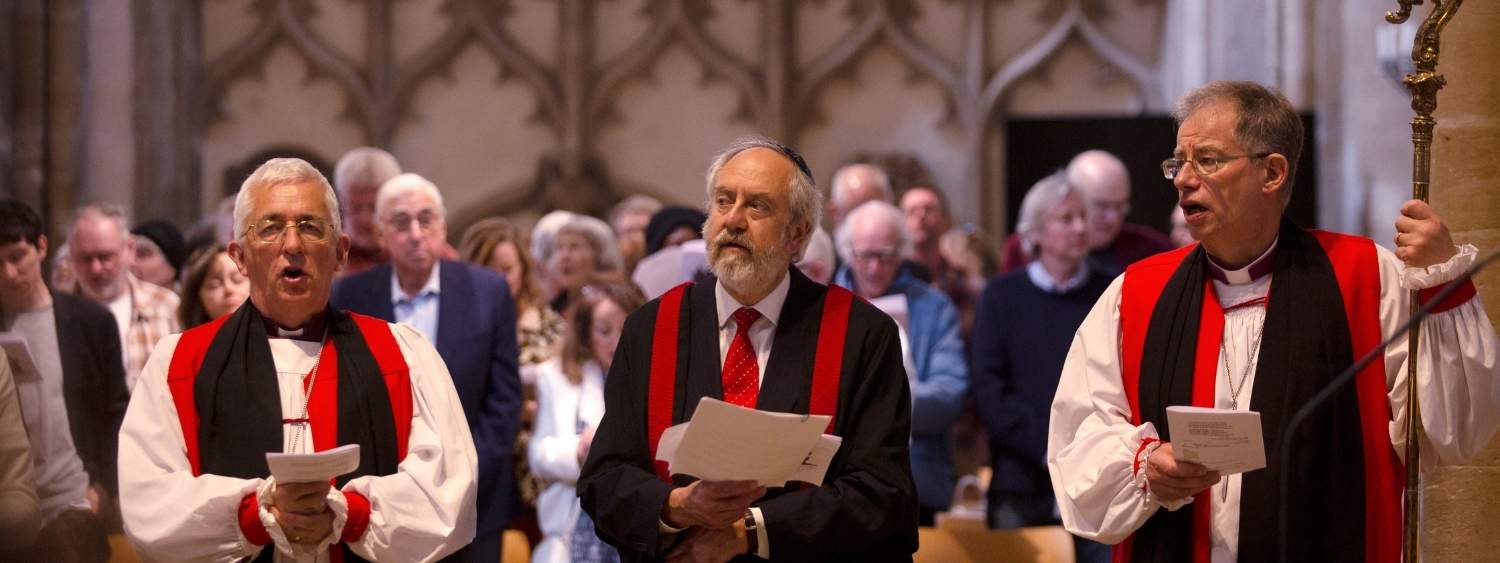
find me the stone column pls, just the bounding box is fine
[1420,2,1500,560]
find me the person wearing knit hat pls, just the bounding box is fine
[642,206,708,256]
[131,219,187,291]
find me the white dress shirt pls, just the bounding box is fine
[391,264,442,344]
[660,272,793,558]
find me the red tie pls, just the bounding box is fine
[722,307,763,408]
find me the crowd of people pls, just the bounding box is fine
[0,79,1496,563]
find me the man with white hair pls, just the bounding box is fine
[581,137,918,561]
[68,204,181,390]
[832,200,968,526]
[331,172,522,562]
[332,147,403,276]
[118,158,479,562]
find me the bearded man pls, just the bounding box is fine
[579,136,919,562]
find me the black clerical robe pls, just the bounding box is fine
[579,267,919,562]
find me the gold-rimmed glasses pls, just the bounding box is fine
[246,218,332,245]
[1160,152,1271,180]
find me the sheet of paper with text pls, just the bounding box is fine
[1166,406,1266,475]
[656,397,840,486]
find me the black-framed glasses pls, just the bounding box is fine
[246,219,332,244]
[1161,152,1271,180]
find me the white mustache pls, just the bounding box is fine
[712,232,753,253]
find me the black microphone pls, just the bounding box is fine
[1278,246,1500,563]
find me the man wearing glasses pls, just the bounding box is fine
[832,200,968,528]
[1047,81,1500,561]
[119,158,480,562]
[331,173,521,563]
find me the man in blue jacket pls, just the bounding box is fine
[331,173,521,562]
[833,200,968,525]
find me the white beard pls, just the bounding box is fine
[710,233,791,295]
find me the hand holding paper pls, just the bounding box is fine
[1165,406,1266,475]
[655,398,842,487]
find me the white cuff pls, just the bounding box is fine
[327,488,350,548]
[749,506,769,559]
[1401,244,1477,290]
[658,518,685,535]
[1135,445,1193,512]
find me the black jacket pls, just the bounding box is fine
[580,267,918,562]
[53,293,131,496]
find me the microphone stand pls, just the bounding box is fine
[1277,246,1499,563]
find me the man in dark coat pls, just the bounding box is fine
[580,136,918,562]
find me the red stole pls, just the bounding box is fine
[1116,232,1403,563]
[166,313,413,476]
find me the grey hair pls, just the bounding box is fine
[530,210,578,266]
[375,173,446,221]
[835,200,910,264]
[609,194,662,233]
[1174,80,1303,201]
[702,135,822,256]
[232,158,342,239]
[333,147,402,197]
[69,204,132,241]
[556,215,625,273]
[1016,171,1079,257]
[831,163,892,207]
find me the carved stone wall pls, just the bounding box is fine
[7,0,1341,241]
[181,0,1178,237]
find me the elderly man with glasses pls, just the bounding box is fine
[331,173,521,563]
[832,200,968,528]
[119,158,480,562]
[1047,81,1500,562]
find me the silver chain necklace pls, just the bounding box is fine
[1220,313,1266,411]
[286,339,327,454]
[1218,307,1265,501]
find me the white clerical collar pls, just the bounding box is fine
[715,271,791,330]
[391,262,442,304]
[1205,236,1278,285]
[1025,260,1090,294]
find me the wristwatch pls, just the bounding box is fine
[743,509,759,555]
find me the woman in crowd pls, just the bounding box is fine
[970,172,1111,563]
[461,217,567,376]
[529,280,645,563]
[547,215,623,313]
[176,244,249,329]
